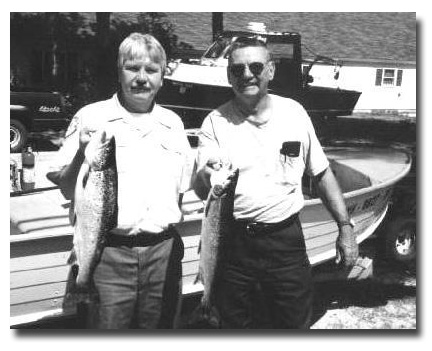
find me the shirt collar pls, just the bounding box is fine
[110,92,174,132]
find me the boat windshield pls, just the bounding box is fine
[203,36,295,61]
[202,37,233,59]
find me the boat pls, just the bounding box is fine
[9,146,411,327]
[157,25,362,130]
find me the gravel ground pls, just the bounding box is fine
[310,243,416,329]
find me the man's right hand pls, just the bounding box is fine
[193,157,230,200]
[78,127,96,154]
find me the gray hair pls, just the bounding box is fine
[118,33,167,74]
[228,36,272,63]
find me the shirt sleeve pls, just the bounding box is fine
[48,112,82,172]
[304,114,329,177]
[179,128,195,193]
[196,112,226,172]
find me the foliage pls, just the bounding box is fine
[10,12,194,110]
[10,12,93,47]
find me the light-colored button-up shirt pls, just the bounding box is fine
[197,94,329,223]
[54,93,193,234]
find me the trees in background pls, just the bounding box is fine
[10,12,194,110]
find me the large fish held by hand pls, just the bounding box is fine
[70,130,118,294]
[191,168,239,327]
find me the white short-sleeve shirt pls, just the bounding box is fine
[197,94,329,223]
[53,93,193,234]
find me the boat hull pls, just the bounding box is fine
[157,77,361,129]
[10,146,411,326]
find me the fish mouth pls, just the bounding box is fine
[212,168,239,196]
[94,131,115,148]
[84,131,116,168]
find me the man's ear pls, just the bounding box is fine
[268,61,276,81]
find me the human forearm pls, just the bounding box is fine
[313,166,359,266]
[313,167,350,224]
[193,167,211,200]
[192,158,231,201]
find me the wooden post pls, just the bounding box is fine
[95,12,112,100]
[212,13,223,41]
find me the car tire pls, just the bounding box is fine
[10,119,27,153]
[385,217,416,263]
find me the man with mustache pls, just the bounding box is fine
[51,33,192,329]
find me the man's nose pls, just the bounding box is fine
[136,69,148,82]
[243,65,254,78]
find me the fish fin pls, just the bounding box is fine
[66,286,95,305]
[70,207,77,226]
[204,198,213,217]
[67,248,77,266]
[187,301,220,329]
[46,170,62,186]
[82,168,89,188]
[194,268,204,285]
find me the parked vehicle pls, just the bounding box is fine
[382,181,416,263]
[157,24,362,129]
[10,89,70,153]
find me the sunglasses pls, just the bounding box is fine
[229,62,267,78]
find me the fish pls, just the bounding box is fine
[71,130,118,292]
[195,167,239,316]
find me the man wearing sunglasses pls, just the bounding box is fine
[194,37,358,329]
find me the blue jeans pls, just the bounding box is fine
[215,216,313,329]
[87,232,184,329]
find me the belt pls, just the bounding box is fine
[106,226,174,248]
[235,213,299,237]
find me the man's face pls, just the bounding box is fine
[228,46,274,100]
[119,53,163,113]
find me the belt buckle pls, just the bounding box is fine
[245,222,257,237]
[131,234,140,247]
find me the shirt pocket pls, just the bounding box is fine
[276,141,305,186]
[159,138,185,180]
[113,135,136,176]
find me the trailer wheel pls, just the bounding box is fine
[10,119,27,153]
[385,218,416,263]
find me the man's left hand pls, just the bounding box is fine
[335,225,359,267]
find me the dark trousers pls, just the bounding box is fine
[215,215,313,329]
[87,231,184,329]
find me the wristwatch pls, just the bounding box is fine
[337,218,355,229]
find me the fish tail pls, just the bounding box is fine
[73,291,92,304]
[197,238,201,254]
[199,297,220,328]
[66,288,94,305]
[67,248,77,266]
